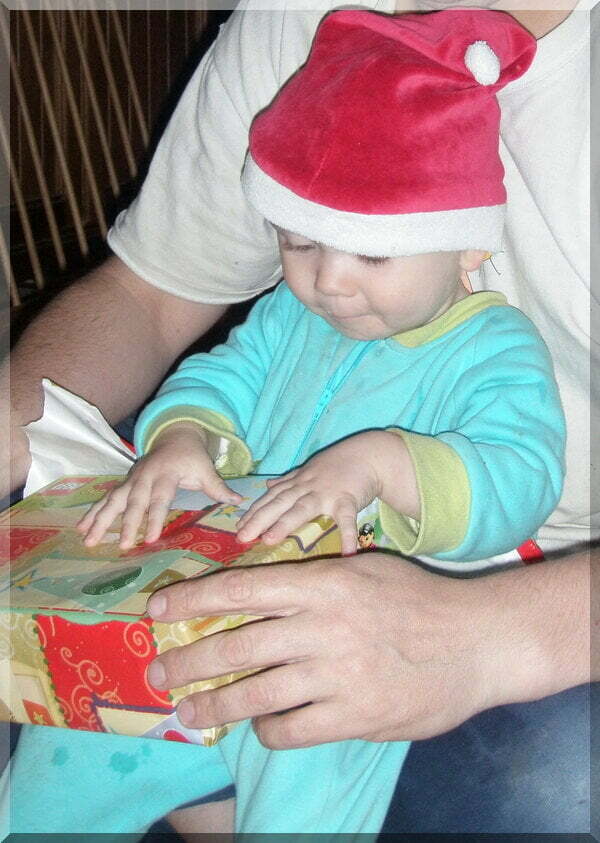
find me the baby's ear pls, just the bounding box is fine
[459,249,490,272]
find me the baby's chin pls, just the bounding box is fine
[327,317,395,342]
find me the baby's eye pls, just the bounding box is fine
[357,254,389,266]
[281,243,315,253]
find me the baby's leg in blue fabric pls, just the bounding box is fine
[219,719,410,836]
[6,723,233,835]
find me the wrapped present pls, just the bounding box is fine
[0,474,345,746]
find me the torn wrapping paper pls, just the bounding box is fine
[23,379,134,496]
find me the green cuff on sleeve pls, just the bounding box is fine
[379,430,470,556]
[143,406,255,478]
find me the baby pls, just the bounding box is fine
[77,8,565,835]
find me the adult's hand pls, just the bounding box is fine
[145,551,583,750]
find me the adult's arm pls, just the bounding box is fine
[3,5,316,499]
[2,255,227,497]
[145,542,596,749]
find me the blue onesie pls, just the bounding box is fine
[6,285,565,837]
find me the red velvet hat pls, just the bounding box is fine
[242,8,536,257]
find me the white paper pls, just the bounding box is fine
[23,381,275,512]
[171,475,276,511]
[23,379,135,496]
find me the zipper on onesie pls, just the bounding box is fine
[289,340,377,467]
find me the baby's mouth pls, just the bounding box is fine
[325,310,366,321]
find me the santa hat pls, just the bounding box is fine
[241,8,536,257]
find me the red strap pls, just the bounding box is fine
[516,538,545,564]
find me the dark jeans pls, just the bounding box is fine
[382,682,594,835]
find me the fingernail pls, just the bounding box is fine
[147,660,166,687]
[177,700,194,726]
[148,593,167,617]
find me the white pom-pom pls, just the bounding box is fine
[464,40,500,85]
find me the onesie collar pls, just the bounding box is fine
[392,290,507,348]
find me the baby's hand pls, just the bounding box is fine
[236,434,381,556]
[77,423,242,549]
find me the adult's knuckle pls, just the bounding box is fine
[218,628,254,669]
[222,569,254,604]
[200,688,229,726]
[159,649,185,688]
[244,674,276,713]
[178,577,203,616]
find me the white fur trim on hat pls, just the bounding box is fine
[464,41,501,85]
[242,155,505,257]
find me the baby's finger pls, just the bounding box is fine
[332,499,360,556]
[118,485,153,549]
[236,480,299,531]
[259,493,321,545]
[266,470,298,489]
[337,512,360,556]
[83,487,131,546]
[237,488,305,542]
[236,486,284,531]
[77,497,110,532]
[144,477,180,544]
[200,473,244,505]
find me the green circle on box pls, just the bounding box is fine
[82,566,143,594]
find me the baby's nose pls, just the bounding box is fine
[314,255,355,296]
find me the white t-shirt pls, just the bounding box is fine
[108,1,596,554]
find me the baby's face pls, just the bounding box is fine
[277,228,478,341]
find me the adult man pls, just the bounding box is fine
[3,0,597,835]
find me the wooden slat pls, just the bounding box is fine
[67,7,120,198]
[1,8,66,270]
[0,106,45,292]
[108,5,149,149]
[7,8,218,308]
[20,7,89,256]
[0,221,20,308]
[44,5,108,238]
[89,7,137,178]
